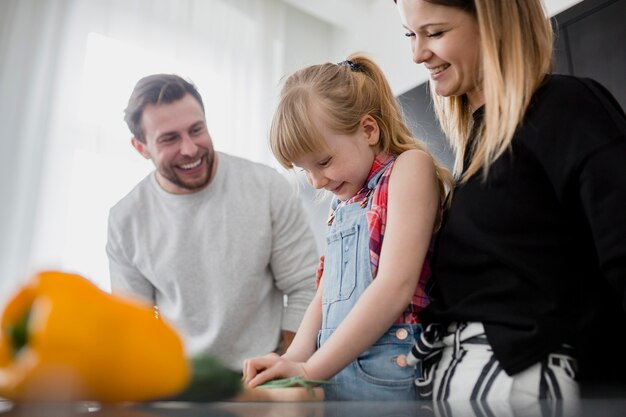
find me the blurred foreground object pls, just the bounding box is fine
[166,355,241,402]
[0,271,190,403]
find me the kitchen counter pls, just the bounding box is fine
[3,398,626,417]
[3,384,626,417]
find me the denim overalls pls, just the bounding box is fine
[318,161,422,401]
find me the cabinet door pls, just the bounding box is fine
[554,0,626,109]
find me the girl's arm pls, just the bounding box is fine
[245,150,440,386]
[282,282,323,361]
[242,281,323,383]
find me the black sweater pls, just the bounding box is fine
[423,75,626,383]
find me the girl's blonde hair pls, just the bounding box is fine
[270,52,453,204]
[427,0,553,181]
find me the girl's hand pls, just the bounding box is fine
[242,353,309,388]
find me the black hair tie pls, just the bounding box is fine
[337,60,362,72]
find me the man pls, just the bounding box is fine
[106,74,318,371]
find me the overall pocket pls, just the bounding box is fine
[354,324,420,388]
[323,225,359,304]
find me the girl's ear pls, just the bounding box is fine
[361,115,380,146]
[131,137,152,159]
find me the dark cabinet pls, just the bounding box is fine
[553,0,626,109]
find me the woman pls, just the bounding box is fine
[393,0,626,403]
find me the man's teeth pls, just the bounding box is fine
[179,159,202,170]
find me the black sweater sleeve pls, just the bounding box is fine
[538,76,626,310]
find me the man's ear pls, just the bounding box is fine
[131,137,151,159]
[361,115,380,146]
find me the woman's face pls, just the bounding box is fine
[396,0,483,109]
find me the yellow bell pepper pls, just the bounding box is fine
[0,271,190,403]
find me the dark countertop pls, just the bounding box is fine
[2,398,626,417]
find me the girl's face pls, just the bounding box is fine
[396,0,483,109]
[292,110,379,202]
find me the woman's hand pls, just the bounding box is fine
[242,353,310,388]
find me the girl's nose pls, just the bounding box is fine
[307,171,328,190]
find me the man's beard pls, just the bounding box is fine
[159,149,215,192]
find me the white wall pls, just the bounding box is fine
[281,6,334,83]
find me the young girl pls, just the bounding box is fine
[393,0,626,405]
[242,53,452,400]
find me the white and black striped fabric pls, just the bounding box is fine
[408,322,580,416]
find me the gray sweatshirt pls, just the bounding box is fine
[106,152,318,370]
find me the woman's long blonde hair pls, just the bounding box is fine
[270,52,453,205]
[427,0,553,181]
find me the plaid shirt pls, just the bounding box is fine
[317,153,431,324]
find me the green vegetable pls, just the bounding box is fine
[166,356,242,402]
